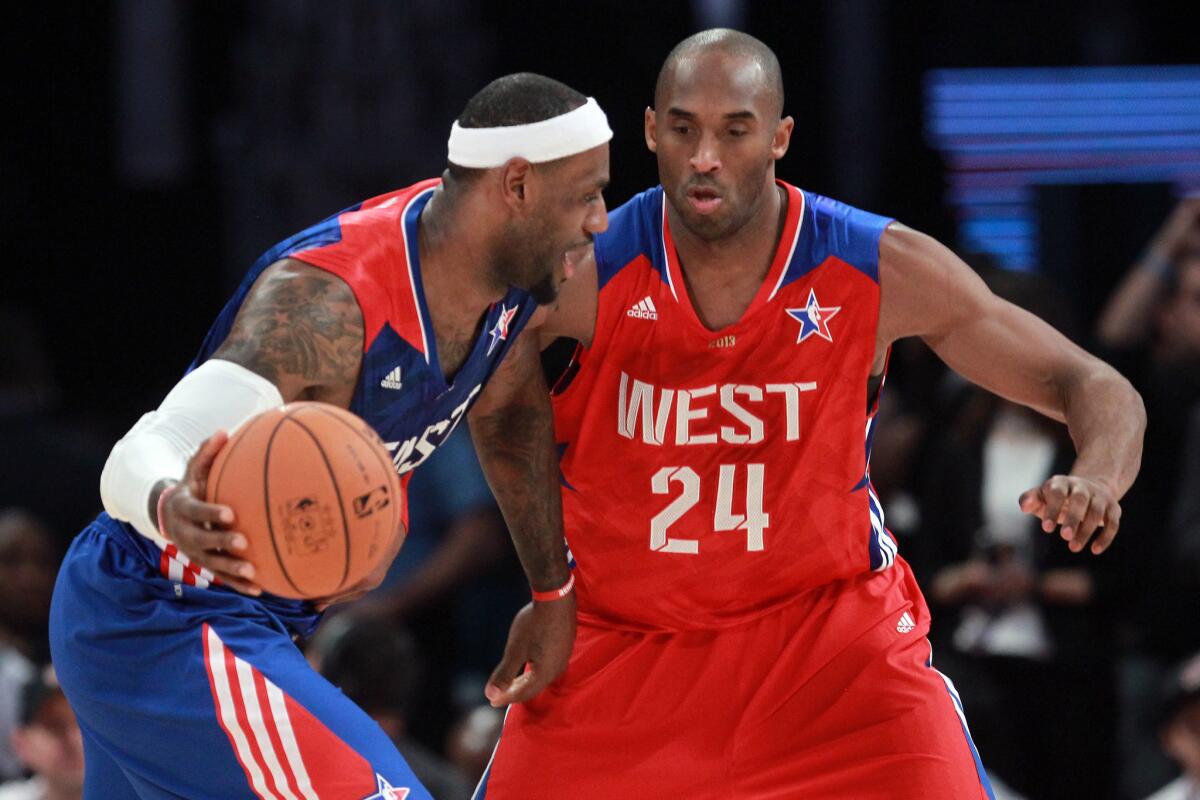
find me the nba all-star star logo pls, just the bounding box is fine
[785,289,841,344]
[487,304,519,355]
[362,773,410,800]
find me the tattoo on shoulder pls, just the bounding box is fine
[213,259,364,396]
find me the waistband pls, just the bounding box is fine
[89,512,322,638]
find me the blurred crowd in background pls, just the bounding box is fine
[9,1,1200,798]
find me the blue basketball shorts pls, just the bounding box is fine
[49,514,429,800]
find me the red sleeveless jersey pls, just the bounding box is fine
[553,182,896,631]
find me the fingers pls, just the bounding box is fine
[485,651,528,708]
[1058,488,1092,551]
[165,512,260,595]
[1038,477,1071,533]
[172,493,234,528]
[200,553,262,596]
[1089,504,1121,555]
[1071,500,1107,553]
[1018,488,1045,516]
[496,667,545,706]
[1020,475,1123,555]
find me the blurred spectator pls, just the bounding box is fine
[307,615,473,800]
[444,704,503,790]
[0,666,83,800]
[0,309,107,548]
[352,428,525,747]
[911,268,1121,799]
[1142,651,1200,800]
[1094,198,1200,798]
[0,511,59,783]
[0,649,33,783]
[0,511,57,665]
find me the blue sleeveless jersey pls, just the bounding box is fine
[194,178,538,477]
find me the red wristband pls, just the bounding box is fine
[531,573,575,602]
[156,484,179,541]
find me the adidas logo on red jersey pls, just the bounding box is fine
[627,296,658,320]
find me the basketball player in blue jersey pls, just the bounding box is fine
[49,73,606,800]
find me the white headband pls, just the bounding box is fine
[447,97,613,168]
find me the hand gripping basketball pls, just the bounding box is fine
[159,431,264,596]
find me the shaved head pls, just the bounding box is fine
[655,29,784,118]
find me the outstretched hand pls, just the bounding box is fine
[159,431,263,596]
[1019,474,1122,555]
[485,596,577,708]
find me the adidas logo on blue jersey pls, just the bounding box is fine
[627,296,658,320]
[380,367,403,390]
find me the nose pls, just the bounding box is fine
[586,197,609,234]
[690,131,721,174]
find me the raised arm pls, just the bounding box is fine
[101,258,364,593]
[1096,198,1200,348]
[877,224,1146,556]
[468,320,576,706]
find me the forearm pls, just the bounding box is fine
[469,383,571,592]
[100,359,284,540]
[1060,360,1146,498]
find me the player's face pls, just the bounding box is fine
[497,145,610,304]
[648,53,792,241]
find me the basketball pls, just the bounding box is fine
[206,402,405,600]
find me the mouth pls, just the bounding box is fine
[560,242,593,281]
[685,185,723,215]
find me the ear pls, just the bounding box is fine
[771,115,795,161]
[498,157,535,214]
[644,107,658,153]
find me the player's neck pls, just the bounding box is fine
[418,187,508,328]
[670,182,785,282]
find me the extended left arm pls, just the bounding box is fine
[468,323,575,706]
[878,224,1147,555]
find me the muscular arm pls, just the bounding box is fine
[468,328,571,591]
[468,324,577,706]
[142,258,365,591]
[877,224,1146,552]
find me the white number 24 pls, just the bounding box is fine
[649,464,769,554]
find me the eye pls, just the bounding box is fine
[728,128,748,138]
[673,124,691,135]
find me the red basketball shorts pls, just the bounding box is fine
[476,558,994,799]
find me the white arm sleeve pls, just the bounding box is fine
[99,358,285,544]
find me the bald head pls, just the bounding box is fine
[655,29,784,118]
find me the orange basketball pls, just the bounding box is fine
[207,402,405,600]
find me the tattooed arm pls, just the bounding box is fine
[151,259,365,592]
[469,325,576,706]
[212,258,364,406]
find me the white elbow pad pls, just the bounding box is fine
[99,359,284,544]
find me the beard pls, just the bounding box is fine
[492,217,562,305]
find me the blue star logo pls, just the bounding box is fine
[487,304,519,355]
[785,289,841,344]
[362,773,409,800]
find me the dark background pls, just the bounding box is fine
[15,0,1197,439]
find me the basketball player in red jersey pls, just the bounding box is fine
[475,32,1145,799]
